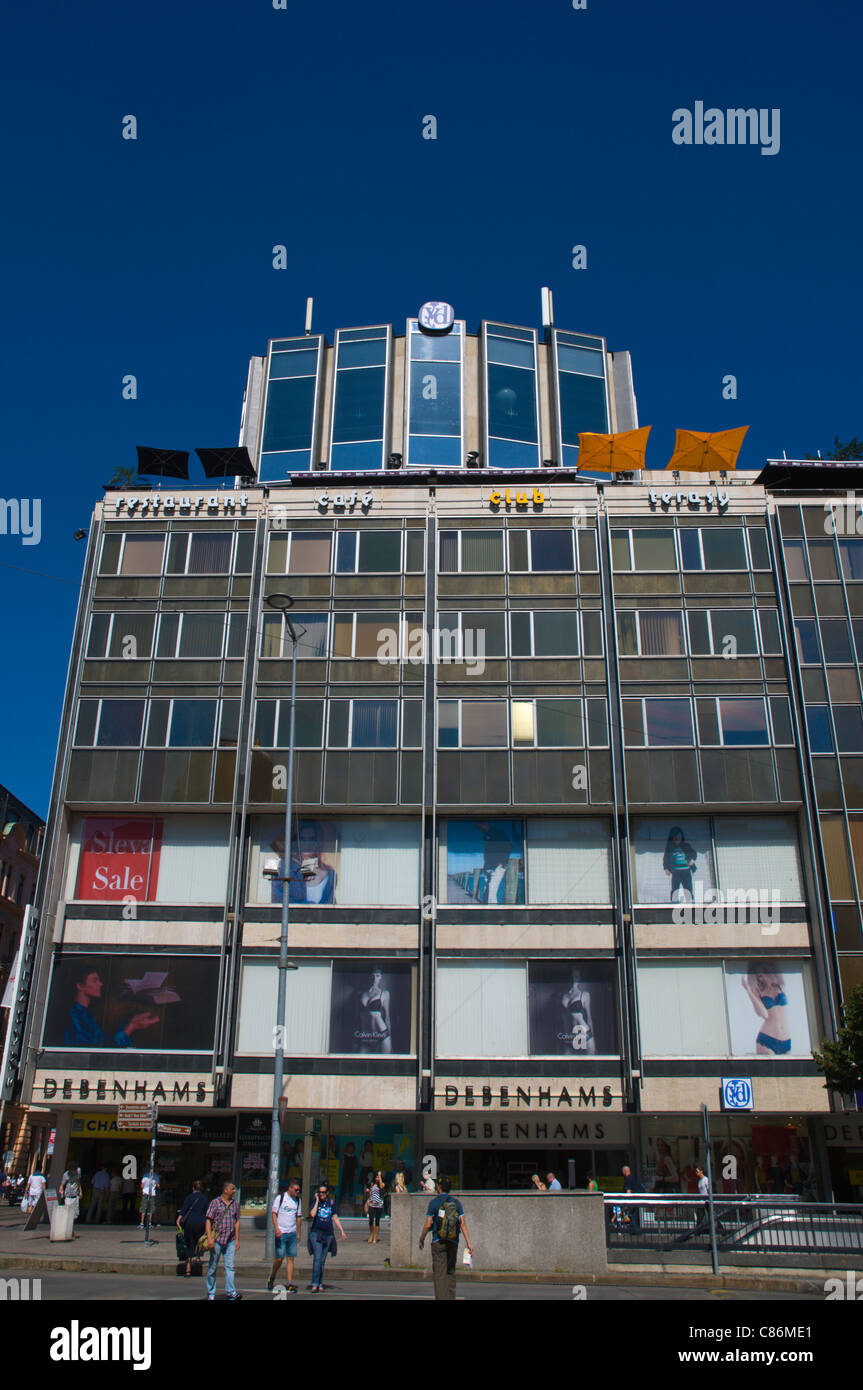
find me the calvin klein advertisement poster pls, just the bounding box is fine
[528,961,617,1055]
[328,962,413,1055]
[42,955,219,1051]
[725,960,811,1058]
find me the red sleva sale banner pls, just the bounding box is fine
[76,817,163,901]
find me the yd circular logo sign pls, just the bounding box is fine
[418,301,455,333]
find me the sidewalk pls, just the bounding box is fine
[0,1208,835,1292]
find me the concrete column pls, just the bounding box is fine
[47,1110,72,1191]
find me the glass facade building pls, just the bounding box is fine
[7,313,863,1212]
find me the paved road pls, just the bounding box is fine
[0,1272,818,1300]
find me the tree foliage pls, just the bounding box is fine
[805,436,863,462]
[813,982,863,1095]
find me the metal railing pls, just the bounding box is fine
[605,1194,863,1260]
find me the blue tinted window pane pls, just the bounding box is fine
[556,332,604,350]
[558,344,605,377]
[488,363,537,443]
[559,372,607,443]
[794,619,821,664]
[352,700,397,747]
[258,452,311,479]
[271,338,314,351]
[338,327,388,342]
[97,700,145,746]
[680,531,703,571]
[719,698,768,746]
[335,533,357,572]
[337,339,387,368]
[410,360,460,435]
[358,532,401,572]
[263,376,316,451]
[268,349,319,378]
[644,699,693,746]
[408,435,462,467]
[487,438,540,469]
[834,706,863,752]
[487,336,534,368]
[485,324,533,341]
[410,331,461,362]
[167,701,216,746]
[530,530,574,571]
[562,444,582,470]
[820,619,853,663]
[332,365,385,443]
[806,707,833,752]
[840,539,863,580]
[330,441,385,470]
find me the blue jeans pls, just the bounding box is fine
[206,1239,236,1297]
[310,1231,329,1286]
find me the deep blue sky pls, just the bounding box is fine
[2,0,861,815]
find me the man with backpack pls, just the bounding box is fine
[267,1179,302,1293]
[418,1178,474,1300]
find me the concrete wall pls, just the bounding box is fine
[391,1191,608,1275]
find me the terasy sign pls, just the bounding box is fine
[76,817,163,901]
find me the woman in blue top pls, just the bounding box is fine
[743,962,791,1055]
[307,1183,347,1292]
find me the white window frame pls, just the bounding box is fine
[75,698,146,748]
[624,697,695,748]
[86,611,156,660]
[335,529,405,575]
[327,697,400,749]
[511,698,585,749]
[700,696,770,748]
[252,697,325,749]
[438,528,505,574]
[328,324,392,472]
[508,609,582,659]
[618,609,686,657]
[436,698,510,750]
[612,528,679,574]
[404,318,466,469]
[156,611,230,661]
[482,321,541,471]
[507,527,577,574]
[145,698,220,749]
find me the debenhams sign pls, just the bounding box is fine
[439,1084,617,1110]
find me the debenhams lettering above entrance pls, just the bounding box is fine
[38,1078,211,1104]
[440,1085,617,1110]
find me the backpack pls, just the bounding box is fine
[437,1197,460,1242]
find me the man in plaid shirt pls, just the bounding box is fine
[205,1181,242,1301]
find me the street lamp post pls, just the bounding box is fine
[262,594,302,1260]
